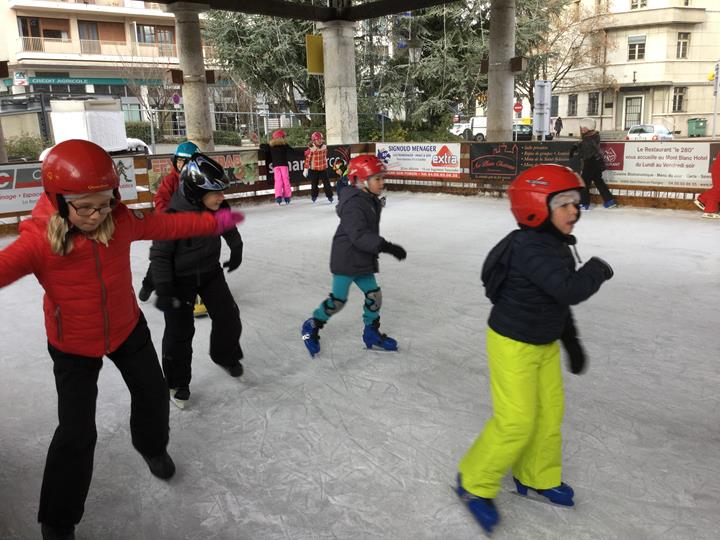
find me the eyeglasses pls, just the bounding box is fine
[68,199,118,217]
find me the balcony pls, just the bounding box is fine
[600,7,706,30]
[17,37,178,62]
[8,0,172,18]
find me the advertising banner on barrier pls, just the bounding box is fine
[0,157,137,214]
[376,143,462,179]
[469,141,717,189]
[149,150,259,193]
[263,145,351,185]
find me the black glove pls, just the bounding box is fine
[380,240,407,261]
[586,256,614,280]
[154,284,183,312]
[223,243,244,272]
[560,315,587,375]
[569,144,578,159]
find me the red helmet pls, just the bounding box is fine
[508,164,582,227]
[347,155,386,185]
[42,139,120,215]
[310,131,324,142]
[272,130,286,140]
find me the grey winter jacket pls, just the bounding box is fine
[150,192,243,287]
[329,186,384,276]
[483,228,607,344]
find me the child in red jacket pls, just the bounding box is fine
[303,131,333,203]
[694,150,720,219]
[0,140,243,540]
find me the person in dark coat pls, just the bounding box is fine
[300,154,406,357]
[570,118,617,209]
[554,117,563,138]
[455,164,613,535]
[150,153,245,409]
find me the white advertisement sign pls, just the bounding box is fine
[376,143,462,179]
[0,157,137,214]
[602,141,714,189]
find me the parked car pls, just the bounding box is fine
[625,124,674,141]
[449,122,470,137]
[512,124,533,141]
[463,116,487,141]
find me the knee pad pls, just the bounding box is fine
[364,288,382,312]
[322,293,346,317]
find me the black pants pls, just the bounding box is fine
[581,159,614,205]
[162,269,243,390]
[308,168,333,201]
[39,314,169,529]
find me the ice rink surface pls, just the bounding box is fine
[1,192,718,539]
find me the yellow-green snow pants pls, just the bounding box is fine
[458,327,564,499]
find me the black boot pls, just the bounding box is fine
[142,451,176,480]
[223,362,243,377]
[41,524,75,540]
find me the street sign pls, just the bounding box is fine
[513,102,523,113]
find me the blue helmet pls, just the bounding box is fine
[172,141,200,172]
[179,153,229,205]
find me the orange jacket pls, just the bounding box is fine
[0,193,217,357]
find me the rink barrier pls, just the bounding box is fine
[1,141,715,236]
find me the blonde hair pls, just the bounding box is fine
[269,137,286,146]
[47,212,115,256]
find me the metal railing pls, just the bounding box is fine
[18,37,177,60]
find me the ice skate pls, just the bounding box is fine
[362,319,398,351]
[701,212,720,219]
[455,474,499,534]
[222,362,244,377]
[580,203,590,210]
[275,197,282,205]
[141,450,176,480]
[513,477,575,506]
[603,199,618,209]
[693,197,705,211]
[284,197,291,205]
[193,298,208,318]
[301,318,323,357]
[170,387,190,409]
[327,196,334,204]
[41,524,75,540]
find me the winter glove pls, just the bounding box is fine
[569,144,578,159]
[154,284,183,312]
[585,256,614,280]
[213,208,245,235]
[560,314,587,375]
[303,168,309,178]
[223,243,244,272]
[379,240,407,261]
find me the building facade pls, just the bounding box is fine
[555,0,719,137]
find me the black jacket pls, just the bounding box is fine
[483,228,607,344]
[268,143,290,167]
[330,186,384,275]
[150,192,243,289]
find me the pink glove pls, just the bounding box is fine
[214,208,245,235]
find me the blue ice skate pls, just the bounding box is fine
[284,197,291,205]
[301,318,322,357]
[275,197,282,205]
[455,474,499,534]
[513,477,575,506]
[362,319,398,351]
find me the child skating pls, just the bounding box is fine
[0,140,244,540]
[268,129,293,205]
[693,149,720,219]
[301,154,406,356]
[149,153,245,409]
[303,131,334,203]
[456,164,614,534]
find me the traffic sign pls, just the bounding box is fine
[513,102,523,113]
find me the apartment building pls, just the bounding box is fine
[0,0,217,139]
[555,0,720,137]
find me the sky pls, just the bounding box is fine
[1,192,718,539]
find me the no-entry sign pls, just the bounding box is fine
[513,102,523,113]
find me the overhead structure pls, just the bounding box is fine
[153,0,513,146]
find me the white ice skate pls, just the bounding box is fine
[170,388,189,409]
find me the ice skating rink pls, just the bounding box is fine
[1,192,718,539]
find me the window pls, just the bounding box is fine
[567,94,578,117]
[676,32,690,59]
[630,0,647,8]
[123,103,142,122]
[672,87,687,112]
[587,92,600,116]
[551,95,559,117]
[136,24,156,43]
[628,35,646,61]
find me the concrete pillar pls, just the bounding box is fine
[487,0,515,142]
[317,20,358,145]
[164,2,213,151]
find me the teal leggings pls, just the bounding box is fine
[313,273,380,326]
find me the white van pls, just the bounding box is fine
[463,116,487,141]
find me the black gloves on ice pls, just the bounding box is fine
[586,256,614,280]
[380,240,407,261]
[154,284,183,312]
[561,315,587,375]
[223,243,244,272]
